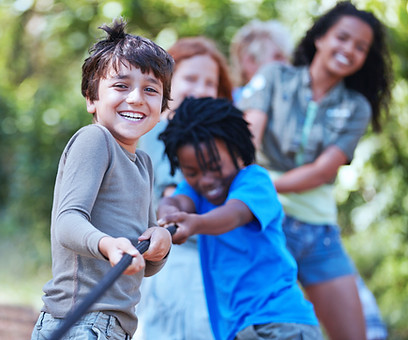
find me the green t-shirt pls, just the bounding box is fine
[238,63,371,224]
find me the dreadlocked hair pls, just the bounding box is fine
[159,97,255,176]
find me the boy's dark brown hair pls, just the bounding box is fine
[81,19,174,112]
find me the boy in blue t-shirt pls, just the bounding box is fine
[157,97,323,340]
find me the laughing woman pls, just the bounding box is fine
[238,2,392,340]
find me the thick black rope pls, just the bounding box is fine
[49,224,177,340]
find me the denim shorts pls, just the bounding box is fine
[31,311,131,340]
[235,322,323,340]
[282,215,356,286]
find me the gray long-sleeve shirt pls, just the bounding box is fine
[41,124,166,336]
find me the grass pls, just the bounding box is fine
[0,231,51,311]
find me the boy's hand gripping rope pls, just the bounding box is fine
[49,224,178,340]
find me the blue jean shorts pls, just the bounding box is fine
[282,215,356,286]
[31,311,131,340]
[235,322,323,340]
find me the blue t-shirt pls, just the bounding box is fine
[175,165,318,340]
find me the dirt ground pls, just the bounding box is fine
[0,304,38,340]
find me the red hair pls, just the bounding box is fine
[167,36,233,101]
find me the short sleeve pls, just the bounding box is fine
[328,92,371,162]
[236,63,277,115]
[228,165,283,231]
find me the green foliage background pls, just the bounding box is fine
[0,0,407,338]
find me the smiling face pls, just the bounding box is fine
[169,54,219,111]
[313,15,373,80]
[86,61,163,153]
[177,139,243,206]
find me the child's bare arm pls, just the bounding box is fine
[157,194,196,218]
[158,198,255,244]
[98,236,145,275]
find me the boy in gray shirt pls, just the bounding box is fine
[31,19,174,339]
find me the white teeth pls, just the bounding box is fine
[335,53,350,65]
[119,112,144,121]
[207,188,221,197]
